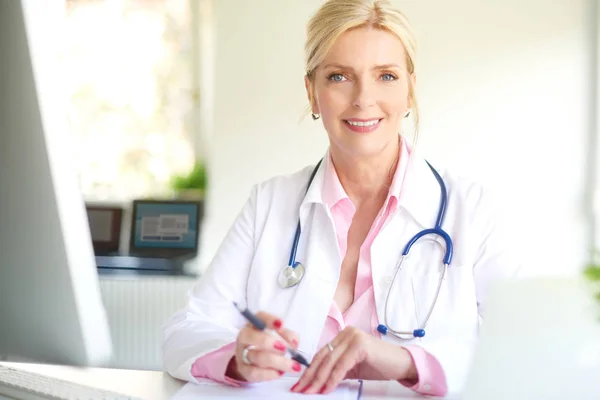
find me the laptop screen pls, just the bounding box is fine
[131,201,200,252]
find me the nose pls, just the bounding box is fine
[352,79,377,109]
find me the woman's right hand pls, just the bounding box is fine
[225,311,304,382]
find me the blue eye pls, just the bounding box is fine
[328,74,346,82]
[381,73,397,81]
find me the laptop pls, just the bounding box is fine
[461,275,600,400]
[94,199,202,273]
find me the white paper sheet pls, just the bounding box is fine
[170,377,361,399]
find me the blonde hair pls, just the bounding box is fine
[305,0,419,133]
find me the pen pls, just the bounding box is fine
[233,301,311,368]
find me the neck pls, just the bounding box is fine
[330,137,401,208]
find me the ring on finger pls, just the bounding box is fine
[242,345,258,365]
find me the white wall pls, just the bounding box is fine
[198,0,595,277]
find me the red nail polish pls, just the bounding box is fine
[274,319,282,329]
[319,386,327,394]
[301,385,312,394]
[279,370,285,376]
[292,362,301,372]
[274,341,286,351]
[290,383,299,392]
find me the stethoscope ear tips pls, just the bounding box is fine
[413,329,426,338]
[377,324,426,338]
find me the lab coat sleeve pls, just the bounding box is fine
[162,185,259,382]
[423,183,521,396]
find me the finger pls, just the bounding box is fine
[291,337,343,393]
[235,326,296,381]
[234,341,286,382]
[318,348,358,394]
[236,360,282,383]
[318,331,369,394]
[277,327,300,349]
[238,325,288,354]
[255,311,285,330]
[245,311,300,349]
[243,347,304,374]
[301,340,351,394]
[290,349,326,392]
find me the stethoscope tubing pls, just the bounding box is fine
[380,162,453,338]
[288,159,323,269]
[284,157,454,340]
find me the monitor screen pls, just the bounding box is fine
[131,201,200,250]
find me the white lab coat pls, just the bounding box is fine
[162,147,519,395]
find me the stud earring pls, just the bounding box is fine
[311,113,320,120]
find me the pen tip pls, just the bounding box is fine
[232,301,243,312]
[292,353,310,368]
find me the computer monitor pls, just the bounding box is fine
[0,0,112,367]
[461,275,600,400]
[87,205,124,255]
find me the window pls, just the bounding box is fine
[61,0,196,201]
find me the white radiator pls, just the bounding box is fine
[98,276,198,371]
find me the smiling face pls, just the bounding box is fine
[305,26,415,160]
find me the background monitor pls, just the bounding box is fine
[0,0,113,366]
[129,200,201,257]
[87,205,124,255]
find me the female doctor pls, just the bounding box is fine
[162,0,518,397]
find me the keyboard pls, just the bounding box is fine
[0,364,141,400]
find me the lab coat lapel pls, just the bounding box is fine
[397,151,444,230]
[283,152,341,358]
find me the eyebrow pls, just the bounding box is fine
[322,63,403,71]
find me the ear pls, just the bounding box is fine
[304,75,319,114]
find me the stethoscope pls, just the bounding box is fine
[276,158,453,339]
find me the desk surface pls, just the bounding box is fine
[0,362,432,400]
[0,362,184,400]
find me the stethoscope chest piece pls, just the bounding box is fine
[277,262,305,288]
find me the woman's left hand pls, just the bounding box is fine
[290,327,417,395]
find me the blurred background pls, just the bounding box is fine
[52,0,598,369]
